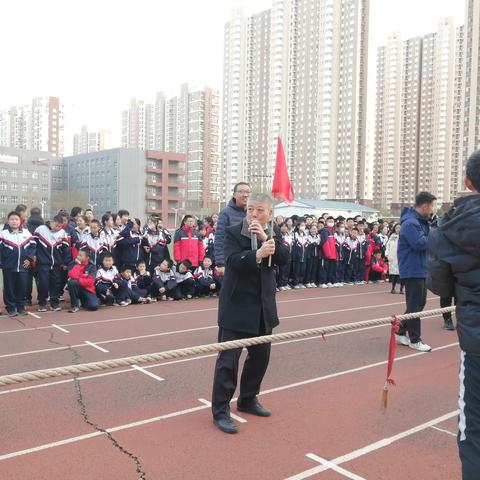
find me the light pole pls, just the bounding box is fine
[40,200,47,219]
[172,207,181,229]
[87,203,97,213]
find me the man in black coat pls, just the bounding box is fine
[25,207,45,306]
[427,150,480,480]
[211,192,289,434]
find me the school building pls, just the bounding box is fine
[63,148,186,227]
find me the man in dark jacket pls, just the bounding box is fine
[214,182,250,273]
[211,192,289,434]
[427,150,480,480]
[396,191,437,352]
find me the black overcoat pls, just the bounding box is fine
[218,220,289,335]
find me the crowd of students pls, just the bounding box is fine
[0,203,401,317]
[275,213,403,292]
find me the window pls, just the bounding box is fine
[22,184,28,193]
[0,182,7,191]
[11,170,17,178]
[0,195,7,204]
[32,172,39,180]
[11,183,17,191]
[22,170,29,178]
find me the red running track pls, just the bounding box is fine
[0,283,461,479]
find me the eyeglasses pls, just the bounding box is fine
[236,190,250,195]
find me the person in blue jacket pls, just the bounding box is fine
[396,191,437,352]
[0,211,36,316]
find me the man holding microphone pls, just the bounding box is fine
[211,193,289,434]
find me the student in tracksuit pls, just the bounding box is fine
[95,253,123,306]
[0,211,36,316]
[355,222,368,284]
[151,259,182,301]
[115,218,143,270]
[343,228,359,285]
[134,260,155,301]
[115,266,148,304]
[175,260,196,298]
[320,217,338,287]
[142,217,171,274]
[334,223,347,285]
[304,225,320,287]
[81,220,106,268]
[291,221,309,288]
[100,213,118,264]
[194,257,220,297]
[277,222,293,290]
[67,249,99,313]
[34,215,72,312]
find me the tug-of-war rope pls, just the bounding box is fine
[0,306,456,410]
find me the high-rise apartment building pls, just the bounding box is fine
[375,18,459,213]
[0,97,63,157]
[462,0,480,171]
[221,0,370,201]
[73,126,110,155]
[122,85,220,211]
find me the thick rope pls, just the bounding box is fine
[0,306,455,387]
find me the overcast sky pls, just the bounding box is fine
[1,0,464,154]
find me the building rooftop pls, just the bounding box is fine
[278,198,378,213]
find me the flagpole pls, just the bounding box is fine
[268,203,275,267]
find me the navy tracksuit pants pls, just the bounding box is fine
[37,265,62,308]
[459,351,480,480]
[67,279,99,310]
[3,270,28,313]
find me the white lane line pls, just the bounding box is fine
[51,324,69,334]
[0,345,459,460]
[0,321,455,397]
[430,425,457,437]
[306,453,366,480]
[84,341,109,353]
[132,365,165,382]
[285,410,459,480]
[0,298,437,360]
[0,289,403,335]
[27,312,41,320]
[198,398,247,423]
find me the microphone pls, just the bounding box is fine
[251,231,258,251]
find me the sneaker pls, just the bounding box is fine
[187,294,193,299]
[293,285,301,289]
[276,288,280,292]
[69,306,80,313]
[59,295,65,302]
[409,341,432,352]
[168,297,174,301]
[7,311,18,317]
[119,301,129,307]
[138,297,147,303]
[161,295,167,301]
[125,299,132,305]
[327,283,333,288]
[320,284,328,289]
[395,334,411,346]
[38,306,47,312]
[18,310,29,316]
[443,318,455,331]
[50,306,62,312]
[286,285,292,290]
[300,284,307,289]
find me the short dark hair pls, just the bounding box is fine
[85,208,93,214]
[121,265,132,273]
[117,209,129,217]
[233,182,250,193]
[351,227,359,232]
[102,253,113,261]
[466,149,480,192]
[179,259,192,269]
[70,207,83,218]
[137,259,146,267]
[90,219,100,227]
[415,191,437,207]
[161,258,173,268]
[53,214,64,224]
[15,204,27,214]
[30,207,41,216]
[7,211,20,220]
[78,247,90,257]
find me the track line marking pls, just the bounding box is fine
[51,324,69,333]
[430,425,457,437]
[0,346,459,461]
[84,341,109,353]
[0,289,408,335]
[27,312,41,319]
[0,298,438,360]
[306,453,366,479]
[284,411,459,479]
[132,365,165,382]
[198,398,247,423]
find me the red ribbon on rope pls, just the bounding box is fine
[381,316,400,413]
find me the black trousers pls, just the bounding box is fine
[441,296,455,321]
[211,324,271,419]
[67,279,99,310]
[37,265,62,308]
[292,261,306,285]
[3,270,28,313]
[397,278,427,344]
[459,351,480,480]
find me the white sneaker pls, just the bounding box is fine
[320,284,328,289]
[409,341,432,352]
[327,283,333,288]
[395,334,411,346]
[293,285,301,289]
[300,284,307,289]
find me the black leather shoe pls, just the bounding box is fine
[237,400,271,417]
[213,417,238,434]
[443,318,455,331]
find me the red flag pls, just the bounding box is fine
[271,136,294,203]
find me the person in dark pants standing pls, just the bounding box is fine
[25,207,44,305]
[427,150,480,480]
[396,191,437,352]
[211,193,289,434]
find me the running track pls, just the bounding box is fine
[0,284,461,479]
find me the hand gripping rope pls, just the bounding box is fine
[0,307,456,393]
